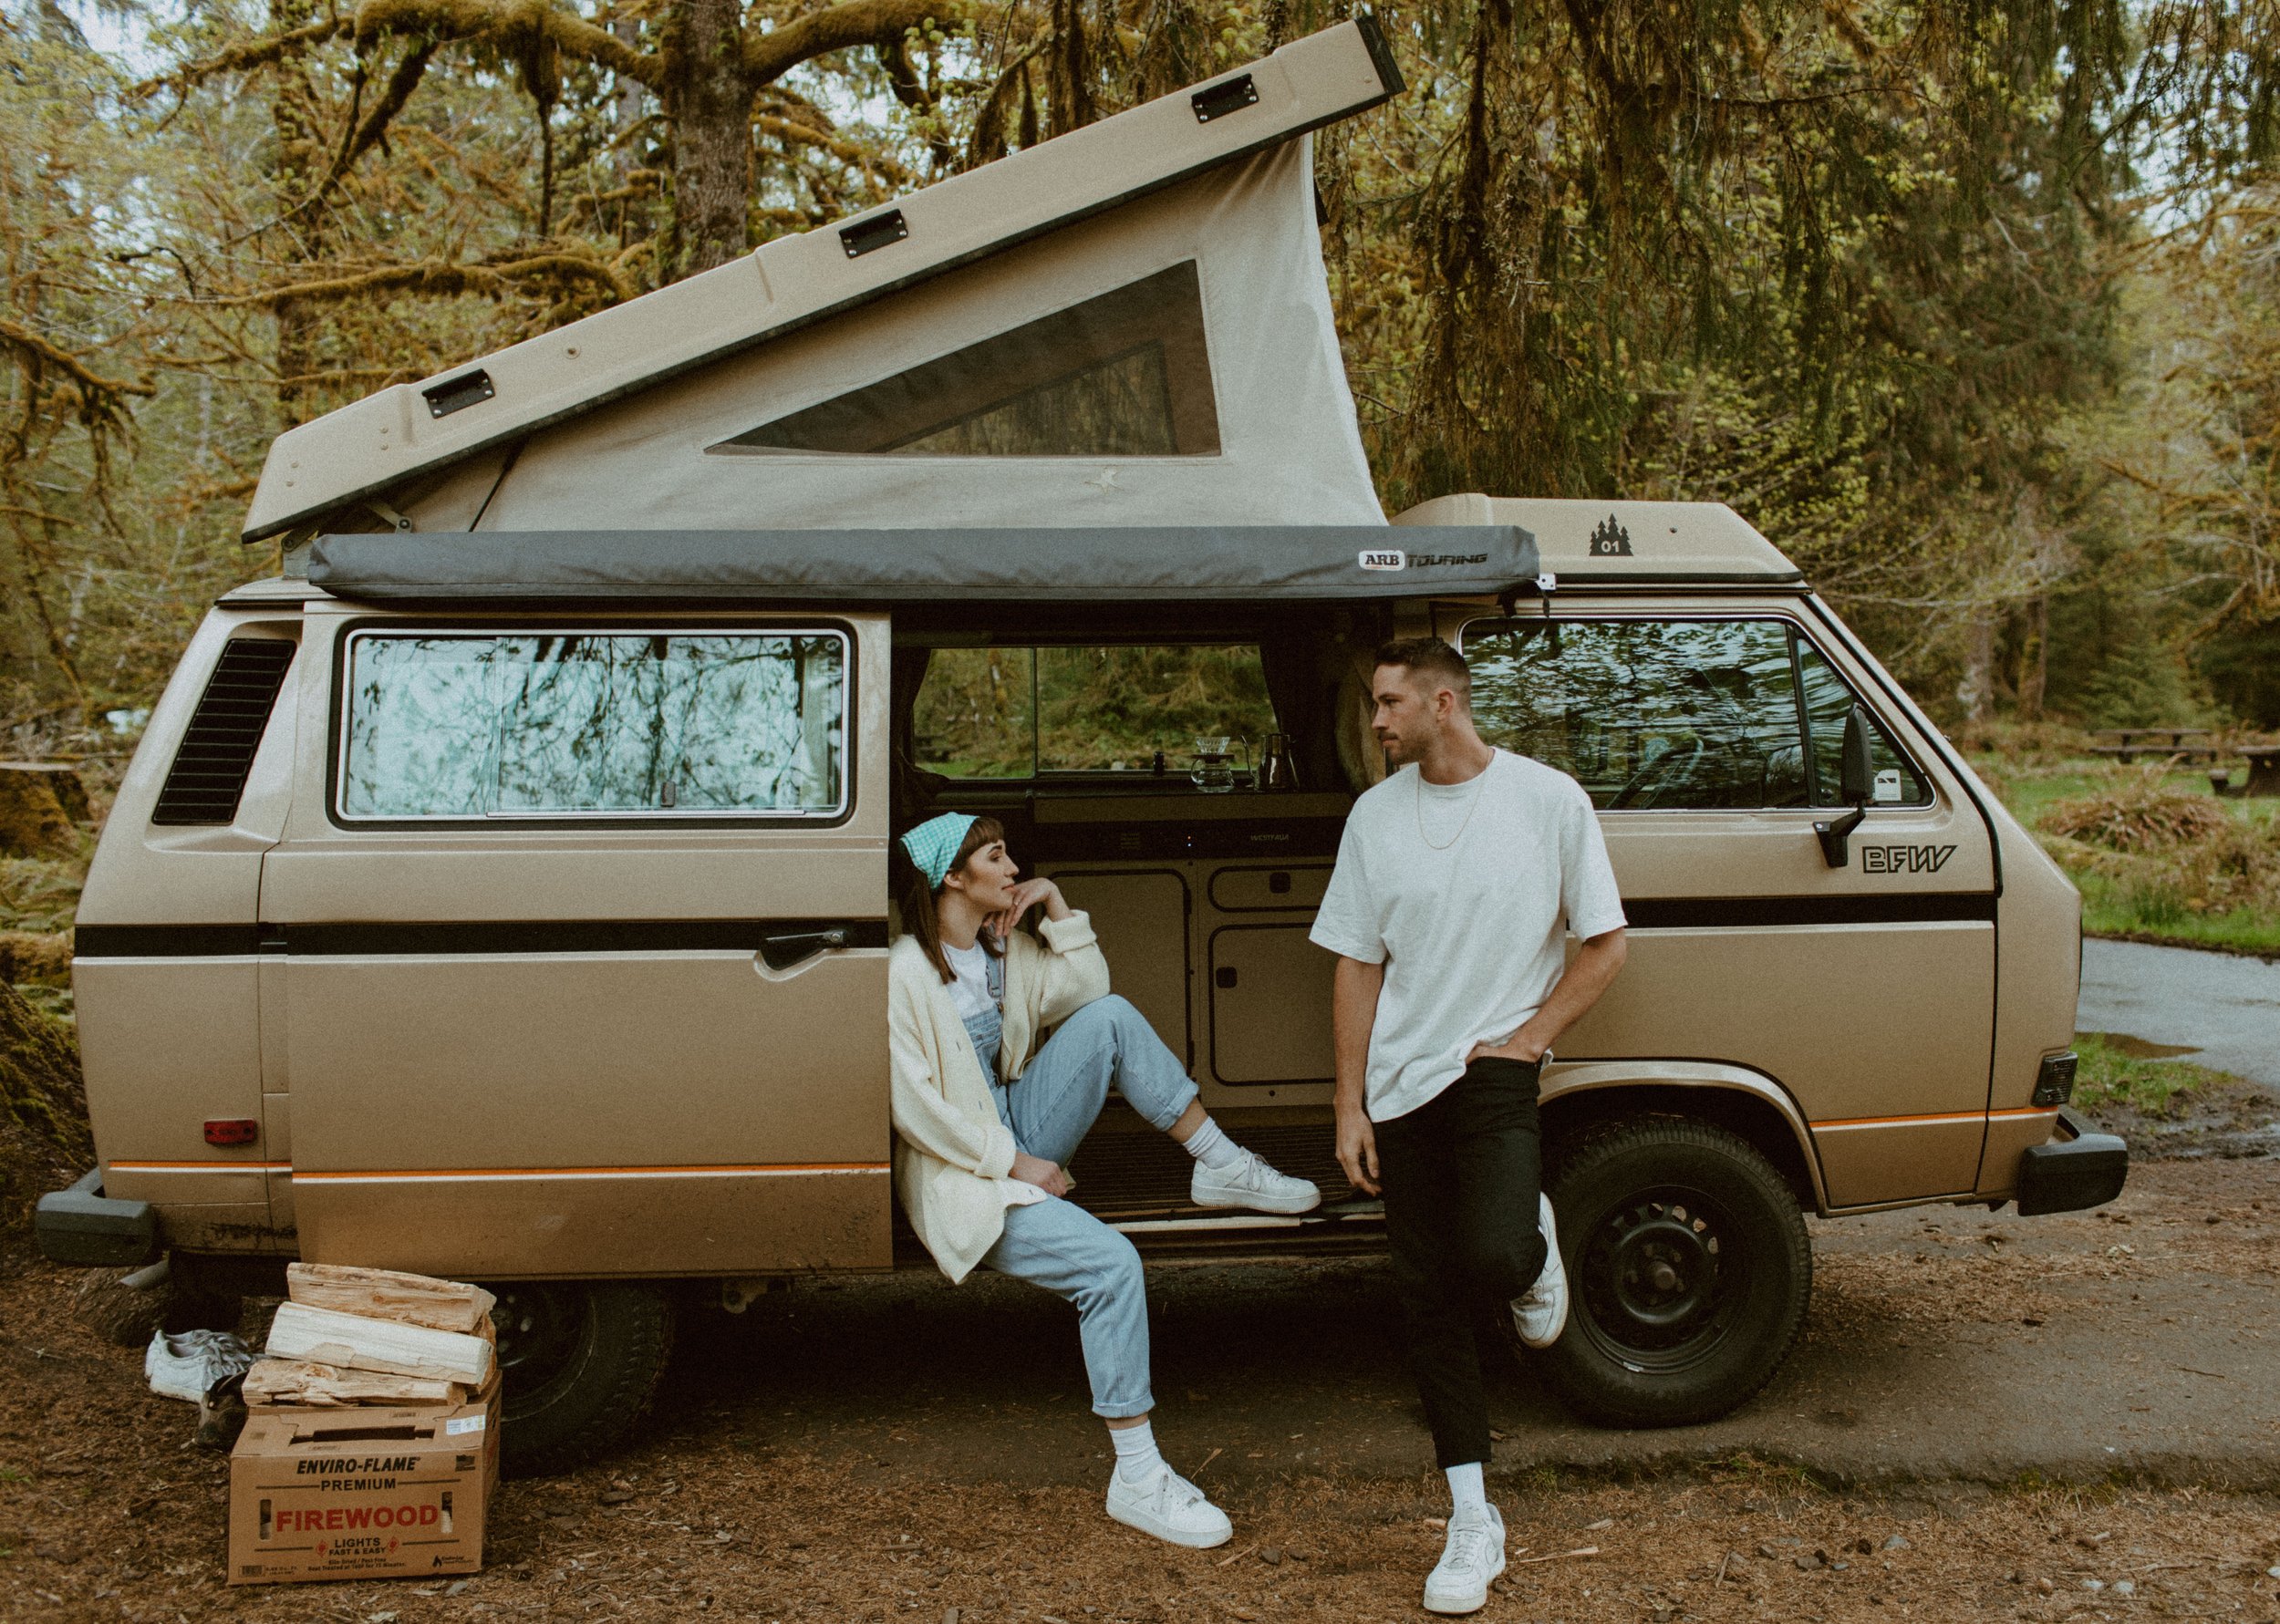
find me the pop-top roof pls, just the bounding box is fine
[306,525,1537,604]
[244,21,1403,543]
[1394,496,1803,583]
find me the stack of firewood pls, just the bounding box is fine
[244,1264,497,1409]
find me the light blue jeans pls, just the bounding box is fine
[980,995,1200,1419]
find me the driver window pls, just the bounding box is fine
[1463,618,1813,810]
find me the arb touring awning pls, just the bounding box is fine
[306,526,1539,604]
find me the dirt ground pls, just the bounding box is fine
[5,1156,2280,1623]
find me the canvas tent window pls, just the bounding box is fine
[712,263,1220,458]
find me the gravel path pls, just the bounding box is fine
[4,1162,2278,1621]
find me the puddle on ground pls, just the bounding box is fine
[2081,1030,2204,1060]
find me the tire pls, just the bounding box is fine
[1529,1118,1811,1428]
[71,1267,170,1347]
[487,1280,676,1477]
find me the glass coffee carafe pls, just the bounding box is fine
[1189,734,1250,793]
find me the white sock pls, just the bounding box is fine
[1178,1116,1244,1172]
[1446,1461,1487,1516]
[1111,1419,1166,1484]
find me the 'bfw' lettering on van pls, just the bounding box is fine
[1359,550,1405,571]
[1861,843,1956,874]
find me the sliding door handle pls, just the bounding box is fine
[759,927,851,972]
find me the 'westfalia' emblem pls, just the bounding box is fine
[1590,515,1633,556]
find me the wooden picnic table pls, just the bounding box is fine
[2096,727,2213,744]
[2240,745,2280,798]
[2091,729,2222,763]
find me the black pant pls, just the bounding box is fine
[1374,1056,1548,1469]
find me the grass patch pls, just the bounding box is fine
[1973,755,2280,956]
[2070,1032,2236,1118]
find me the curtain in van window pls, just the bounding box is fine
[339,633,845,818]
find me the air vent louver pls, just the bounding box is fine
[150,637,296,826]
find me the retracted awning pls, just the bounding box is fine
[306,526,1539,604]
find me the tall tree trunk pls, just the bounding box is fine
[664,0,753,279]
[2016,595,2048,721]
[1958,612,1997,723]
[267,0,333,426]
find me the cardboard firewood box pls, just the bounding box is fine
[227,1370,500,1585]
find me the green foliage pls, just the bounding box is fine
[3,0,2280,763]
[2070,1031,2231,1119]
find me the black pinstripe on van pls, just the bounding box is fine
[72,919,890,957]
[74,896,1988,958]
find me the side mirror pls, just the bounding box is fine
[1839,705,1874,807]
[1814,705,1874,868]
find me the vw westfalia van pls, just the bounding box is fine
[37,21,2124,1473]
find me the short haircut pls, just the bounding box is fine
[1374,636,1471,709]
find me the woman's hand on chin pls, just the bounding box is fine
[1010,1152,1070,1197]
[990,877,1069,938]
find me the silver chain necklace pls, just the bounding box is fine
[1415,759,1493,851]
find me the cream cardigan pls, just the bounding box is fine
[887,911,1113,1283]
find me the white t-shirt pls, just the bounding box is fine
[1310,750,1627,1122]
[943,939,1000,1023]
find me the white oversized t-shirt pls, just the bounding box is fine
[1310,750,1626,1122]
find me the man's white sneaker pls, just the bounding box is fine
[1105,1462,1233,1548]
[1510,1193,1569,1349]
[1424,1502,1508,1615]
[1190,1147,1321,1215]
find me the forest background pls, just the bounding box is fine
[2,0,2279,753]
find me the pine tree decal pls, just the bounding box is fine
[1589,515,1633,556]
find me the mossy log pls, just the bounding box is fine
[0,765,80,857]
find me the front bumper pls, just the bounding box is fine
[2015,1108,2129,1216]
[35,1167,161,1267]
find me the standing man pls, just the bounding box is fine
[1310,637,1628,1616]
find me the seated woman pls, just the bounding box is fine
[889,812,1321,1547]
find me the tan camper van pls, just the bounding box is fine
[38,20,2124,1474]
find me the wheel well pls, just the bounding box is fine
[1542,1083,1819,1213]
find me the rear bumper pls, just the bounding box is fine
[35,1167,161,1267]
[2015,1108,2129,1216]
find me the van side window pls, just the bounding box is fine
[913,645,1275,779]
[1463,617,1814,811]
[1793,637,1931,806]
[1463,617,1930,811]
[337,631,845,820]
[713,263,1219,459]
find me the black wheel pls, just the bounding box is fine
[71,1267,170,1346]
[1530,1119,1810,1427]
[487,1280,676,1476]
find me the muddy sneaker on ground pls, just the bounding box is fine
[1190,1147,1321,1214]
[1424,1502,1508,1614]
[1511,1194,1569,1348]
[1105,1463,1233,1548]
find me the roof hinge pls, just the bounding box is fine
[365,500,416,533]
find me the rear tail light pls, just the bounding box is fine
[2032,1052,2078,1108]
[203,1119,260,1146]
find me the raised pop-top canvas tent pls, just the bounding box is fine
[244,21,1406,546]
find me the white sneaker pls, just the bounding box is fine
[1105,1462,1233,1548]
[1190,1147,1321,1215]
[1510,1193,1569,1349]
[1424,1502,1508,1614]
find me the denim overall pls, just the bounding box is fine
[959,954,1200,1420]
